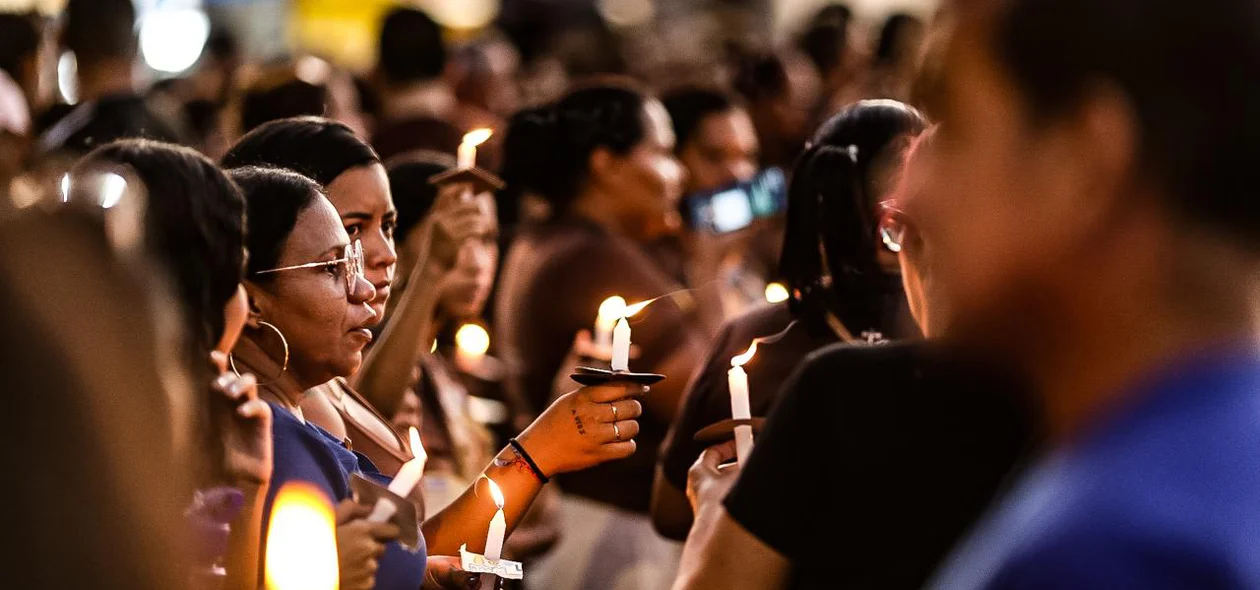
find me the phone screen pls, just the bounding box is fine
[684,168,787,233]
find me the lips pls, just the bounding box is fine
[348,327,374,346]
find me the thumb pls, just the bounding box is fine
[335,498,370,524]
[210,350,229,374]
[700,441,739,470]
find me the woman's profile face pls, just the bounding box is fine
[249,197,378,385]
[325,163,398,325]
[596,99,685,237]
[438,192,500,320]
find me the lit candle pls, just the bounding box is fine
[457,128,493,169]
[595,296,627,352]
[265,483,339,590]
[368,427,427,522]
[728,342,757,465]
[480,478,508,588]
[454,323,491,373]
[609,300,649,372]
[764,282,789,304]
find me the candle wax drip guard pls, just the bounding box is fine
[570,365,666,387]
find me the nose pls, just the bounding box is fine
[367,231,398,273]
[456,240,495,274]
[349,274,376,304]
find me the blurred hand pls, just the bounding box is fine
[421,183,494,271]
[687,441,741,513]
[210,351,272,486]
[517,382,646,477]
[335,499,401,590]
[423,555,481,589]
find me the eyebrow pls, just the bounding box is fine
[341,212,373,222]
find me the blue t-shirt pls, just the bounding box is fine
[262,402,427,590]
[928,348,1260,589]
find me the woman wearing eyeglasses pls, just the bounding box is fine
[223,120,648,589]
[653,100,929,539]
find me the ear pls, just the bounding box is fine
[588,146,617,186]
[1066,85,1139,242]
[242,282,269,328]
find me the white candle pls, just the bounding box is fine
[611,317,631,371]
[481,478,507,587]
[595,296,626,352]
[728,343,757,465]
[368,427,426,522]
[458,128,493,169]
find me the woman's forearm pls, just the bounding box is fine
[353,259,443,417]
[421,445,545,555]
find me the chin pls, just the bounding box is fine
[337,355,364,380]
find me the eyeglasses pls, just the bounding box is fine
[878,201,910,254]
[255,240,365,296]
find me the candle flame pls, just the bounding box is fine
[462,128,493,148]
[485,477,505,509]
[624,300,650,317]
[455,323,491,356]
[731,341,758,367]
[764,282,789,303]
[264,483,339,590]
[409,426,426,463]
[598,296,627,322]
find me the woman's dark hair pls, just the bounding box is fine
[222,116,380,187]
[80,139,246,360]
[499,85,648,214]
[385,150,455,243]
[228,166,323,278]
[779,100,927,335]
[731,50,790,104]
[992,0,1260,249]
[660,87,737,155]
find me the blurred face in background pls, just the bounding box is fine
[909,11,1111,365]
[678,107,760,194]
[323,163,399,324]
[589,99,686,238]
[439,192,499,320]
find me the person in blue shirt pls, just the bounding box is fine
[903,0,1260,587]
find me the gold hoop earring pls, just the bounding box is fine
[229,320,290,385]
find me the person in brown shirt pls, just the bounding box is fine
[495,84,709,589]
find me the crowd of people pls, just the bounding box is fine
[5,0,1260,588]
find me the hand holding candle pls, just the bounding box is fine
[728,342,758,464]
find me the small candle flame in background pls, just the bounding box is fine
[731,341,758,367]
[486,477,505,510]
[264,483,339,590]
[764,282,790,303]
[455,323,491,357]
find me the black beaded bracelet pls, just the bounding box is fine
[509,438,550,484]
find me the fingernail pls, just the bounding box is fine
[641,385,650,394]
[213,374,232,390]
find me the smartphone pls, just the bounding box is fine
[684,168,787,234]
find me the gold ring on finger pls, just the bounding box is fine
[613,422,621,441]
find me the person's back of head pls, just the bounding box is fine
[798,23,849,81]
[780,99,927,336]
[222,116,379,187]
[63,0,137,68]
[237,67,331,135]
[378,7,446,87]
[79,139,246,359]
[873,13,923,69]
[660,87,737,155]
[499,84,649,217]
[731,50,790,107]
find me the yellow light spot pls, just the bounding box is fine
[264,483,338,590]
[764,282,790,304]
[455,323,491,356]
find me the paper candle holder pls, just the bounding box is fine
[570,365,665,387]
[693,417,768,444]
[428,167,505,194]
[459,544,524,580]
[349,474,422,551]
